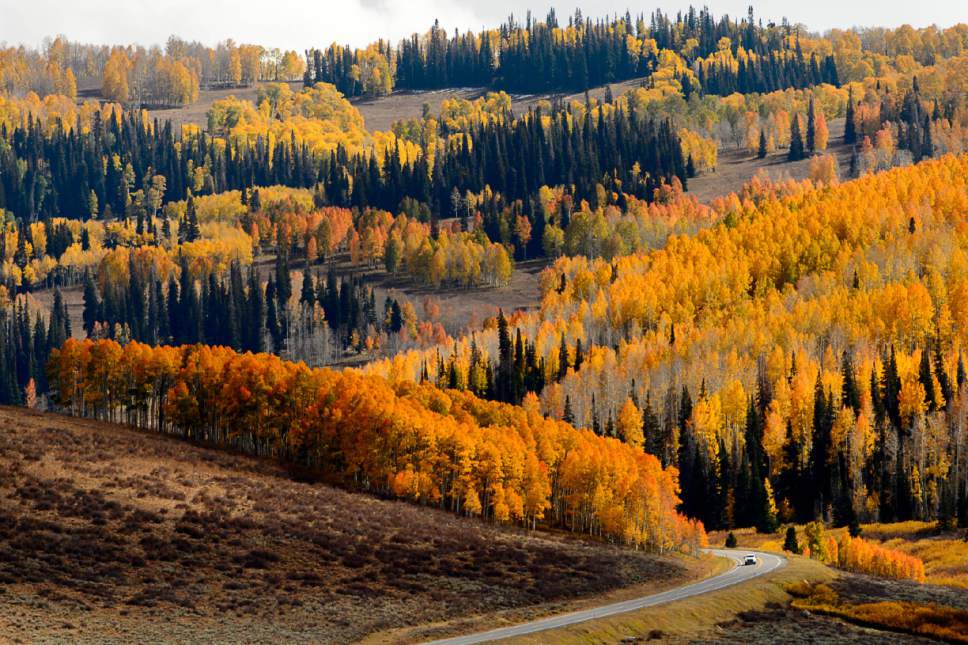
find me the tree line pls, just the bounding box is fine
[46,337,707,554]
[77,254,412,362]
[306,7,840,96]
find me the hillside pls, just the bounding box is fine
[145,78,852,211]
[0,406,701,644]
[146,76,644,134]
[686,116,850,203]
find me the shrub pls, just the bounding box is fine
[836,534,926,583]
[783,526,800,554]
[725,531,737,548]
[804,521,827,560]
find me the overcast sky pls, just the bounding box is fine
[2,0,966,52]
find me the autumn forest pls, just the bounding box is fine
[2,4,968,643]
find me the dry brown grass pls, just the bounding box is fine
[692,564,968,644]
[145,76,652,134]
[0,406,701,644]
[685,117,851,205]
[145,81,303,130]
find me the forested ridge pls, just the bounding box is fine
[0,84,687,223]
[1,7,968,554]
[367,154,968,532]
[307,7,837,96]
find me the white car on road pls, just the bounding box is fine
[743,554,758,566]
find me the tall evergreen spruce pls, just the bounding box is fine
[844,86,857,144]
[788,114,805,162]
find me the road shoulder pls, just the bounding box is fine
[497,554,834,644]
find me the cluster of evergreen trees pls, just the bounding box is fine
[0,291,70,404]
[843,80,952,174]
[306,7,838,95]
[697,47,838,97]
[78,255,407,359]
[426,311,558,401]
[0,98,683,241]
[0,113,320,221]
[331,104,687,231]
[303,41,397,98]
[395,21,495,90]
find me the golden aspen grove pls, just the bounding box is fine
[2,4,968,643]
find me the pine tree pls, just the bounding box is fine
[563,394,574,425]
[783,526,800,553]
[758,479,779,533]
[810,376,833,520]
[919,346,937,412]
[82,271,100,337]
[841,351,860,412]
[183,196,200,242]
[47,289,70,350]
[788,113,805,161]
[933,345,953,411]
[573,338,584,372]
[496,310,513,402]
[958,354,967,392]
[300,269,316,308]
[844,86,857,144]
[265,278,282,353]
[883,346,902,428]
[247,269,266,353]
[557,335,569,381]
[757,129,767,159]
[643,393,661,457]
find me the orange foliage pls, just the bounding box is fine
[48,338,705,553]
[837,534,926,582]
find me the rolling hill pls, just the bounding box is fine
[0,406,703,644]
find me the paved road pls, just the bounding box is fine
[423,549,785,645]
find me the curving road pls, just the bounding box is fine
[423,549,785,645]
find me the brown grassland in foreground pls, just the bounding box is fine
[0,406,704,644]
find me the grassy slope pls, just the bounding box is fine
[501,556,835,643]
[502,546,968,644]
[146,76,654,134]
[710,523,968,591]
[686,116,850,204]
[518,514,968,644]
[0,406,706,644]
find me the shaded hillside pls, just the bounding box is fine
[0,406,695,644]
